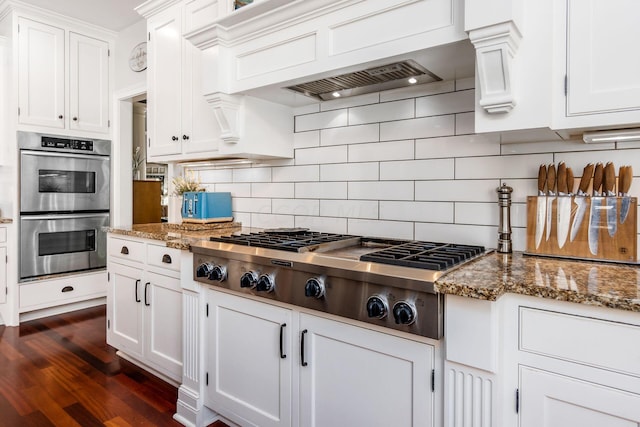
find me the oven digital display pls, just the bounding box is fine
[41,136,94,151]
[38,230,96,256]
[38,170,96,193]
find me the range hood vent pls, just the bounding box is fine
[285,60,441,101]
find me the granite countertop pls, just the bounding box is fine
[106,222,244,250]
[0,218,13,224]
[435,251,640,312]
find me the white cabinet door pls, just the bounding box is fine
[0,246,6,305]
[299,313,434,427]
[69,32,109,133]
[205,290,293,427]
[17,17,65,129]
[147,5,183,158]
[567,0,640,115]
[108,263,144,358]
[144,270,183,380]
[520,367,640,427]
[181,39,220,156]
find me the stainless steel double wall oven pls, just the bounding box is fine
[19,132,110,280]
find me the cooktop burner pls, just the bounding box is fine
[209,231,358,252]
[209,231,485,271]
[360,241,485,271]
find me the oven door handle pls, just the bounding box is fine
[20,213,109,221]
[21,149,109,161]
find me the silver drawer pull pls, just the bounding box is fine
[120,246,129,255]
[61,286,74,293]
[162,254,172,264]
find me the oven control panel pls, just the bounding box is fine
[42,136,94,151]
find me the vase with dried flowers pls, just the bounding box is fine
[132,146,143,180]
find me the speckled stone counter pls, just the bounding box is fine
[106,222,244,250]
[0,217,12,224]
[435,251,640,312]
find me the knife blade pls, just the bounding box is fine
[535,164,547,249]
[546,163,556,241]
[620,165,633,224]
[588,162,604,255]
[570,163,593,242]
[556,162,571,248]
[604,162,617,237]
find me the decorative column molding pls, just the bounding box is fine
[469,21,522,114]
[205,92,243,145]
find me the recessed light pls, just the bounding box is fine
[408,77,418,84]
[332,92,341,98]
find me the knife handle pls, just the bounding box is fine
[604,162,615,194]
[578,163,594,194]
[557,162,567,194]
[593,162,604,195]
[621,165,633,194]
[537,164,547,194]
[566,167,575,194]
[547,163,556,194]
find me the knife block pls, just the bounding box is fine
[525,196,637,262]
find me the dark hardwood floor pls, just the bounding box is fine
[0,305,228,427]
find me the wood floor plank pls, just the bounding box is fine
[0,305,228,427]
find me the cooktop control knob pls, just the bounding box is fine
[256,274,275,292]
[304,277,325,298]
[392,301,416,325]
[210,265,227,282]
[366,295,388,319]
[240,271,258,289]
[196,263,214,278]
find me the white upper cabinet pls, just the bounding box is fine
[17,16,111,135]
[17,18,65,129]
[565,0,640,116]
[69,32,110,134]
[472,0,640,135]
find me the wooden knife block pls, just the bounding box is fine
[525,196,637,262]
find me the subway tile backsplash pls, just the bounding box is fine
[195,79,639,252]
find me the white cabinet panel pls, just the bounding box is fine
[108,263,144,358]
[567,0,640,115]
[299,313,434,427]
[18,17,65,129]
[69,32,110,133]
[0,246,6,305]
[520,367,640,427]
[206,290,292,427]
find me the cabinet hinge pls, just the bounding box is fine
[108,119,111,128]
[148,32,151,41]
[17,24,19,33]
[4,254,7,263]
[5,286,7,295]
[107,319,110,329]
[205,372,209,386]
[206,303,209,317]
[17,107,20,116]
[516,388,520,413]
[107,272,110,281]
[564,75,567,96]
[108,49,111,57]
[431,369,435,392]
[147,137,150,148]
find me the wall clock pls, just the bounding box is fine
[129,42,147,72]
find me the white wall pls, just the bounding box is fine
[189,78,640,253]
[114,19,147,92]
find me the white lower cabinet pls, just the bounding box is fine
[204,289,435,427]
[107,236,183,383]
[520,366,640,427]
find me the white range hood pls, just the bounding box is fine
[185,0,476,108]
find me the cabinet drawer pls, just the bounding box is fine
[520,307,640,377]
[20,272,107,310]
[109,237,145,264]
[0,227,6,243]
[147,244,181,273]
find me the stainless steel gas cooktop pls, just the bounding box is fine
[191,229,489,339]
